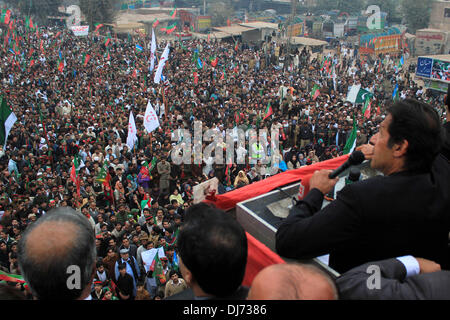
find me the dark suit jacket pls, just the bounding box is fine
[165,286,249,300]
[276,147,450,273]
[336,258,450,300]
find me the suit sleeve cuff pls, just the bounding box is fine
[396,255,420,278]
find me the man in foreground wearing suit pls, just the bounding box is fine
[336,255,450,299]
[276,98,450,273]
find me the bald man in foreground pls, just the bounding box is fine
[17,207,97,300]
[247,263,338,300]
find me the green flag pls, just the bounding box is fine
[96,160,111,185]
[0,96,17,147]
[343,116,358,155]
[153,252,167,286]
[355,88,374,104]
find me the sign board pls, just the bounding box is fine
[423,79,449,93]
[416,56,450,84]
[193,177,219,204]
[432,59,450,83]
[71,25,89,36]
[416,57,433,78]
[141,247,166,272]
[197,16,211,30]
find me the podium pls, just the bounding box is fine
[235,161,378,279]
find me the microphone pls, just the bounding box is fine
[345,167,361,185]
[328,150,365,179]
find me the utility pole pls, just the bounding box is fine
[287,0,297,55]
[203,0,206,16]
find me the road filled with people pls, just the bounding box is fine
[0,12,448,300]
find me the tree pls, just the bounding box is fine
[5,0,62,24]
[210,1,234,27]
[369,0,399,21]
[315,0,364,15]
[79,0,118,28]
[400,0,433,33]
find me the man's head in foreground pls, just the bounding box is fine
[17,207,96,299]
[177,203,248,298]
[247,263,338,300]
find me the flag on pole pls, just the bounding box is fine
[196,57,203,69]
[82,53,90,67]
[0,96,17,148]
[144,100,160,133]
[0,270,26,284]
[193,71,198,84]
[263,102,273,120]
[151,251,167,286]
[210,56,218,67]
[346,84,374,104]
[392,83,399,101]
[343,116,358,155]
[94,23,104,33]
[154,43,170,84]
[0,9,11,25]
[25,16,34,30]
[166,25,177,34]
[135,44,143,53]
[310,84,320,100]
[96,160,111,186]
[126,111,138,150]
[152,19,160,29]
[362,98,372,119]
[104,36,111,47]
[70,155,81,196]
[170,7,177,18]
[57,59,64,72]
[150,28,156,72]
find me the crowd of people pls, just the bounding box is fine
[0,9,449,300]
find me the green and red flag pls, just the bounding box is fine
[70,155,81,196]
[263,102,273,120]
[166,24,177,34]
[193,71,198,84]
[25,16,34,30]
[362,97,372,119]
[210,56,218,67]
[225,163,232,184]
[82,53,90,66]
[170,7,177,18]
[221,67,226,80]
[310,84,320,100]
[96,160,111,187]
[94,23,104,33]
[152,19,160,28]
[104,36,111,47]
[0,270,26,284]
[57,59,64,72]
[0,9,11,25]
[150,251,167,286]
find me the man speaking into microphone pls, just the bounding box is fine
[276,98,450,274]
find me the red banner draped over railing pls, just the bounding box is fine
[205,155,349,286]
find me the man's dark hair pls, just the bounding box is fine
[387,99,443,172]
[177,203,247,298]
[17,207,96,300]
